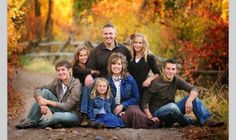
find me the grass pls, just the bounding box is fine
[176,85,228,123]
[20,57,55,75]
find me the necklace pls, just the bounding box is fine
[112,76,123,82]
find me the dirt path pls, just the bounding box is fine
[8,69,188,140]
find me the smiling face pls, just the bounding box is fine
[163,63,177,81]
[56,66,71,82]
[77,49,88,64]
[102,27,116,46]
[111,58,123,76]
[133,36,143,53]
[97,81,108,95]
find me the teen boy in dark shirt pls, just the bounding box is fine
[141,59,224,127]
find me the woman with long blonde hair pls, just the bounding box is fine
[129,33,161,99]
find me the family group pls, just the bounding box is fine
[16,23,223,129]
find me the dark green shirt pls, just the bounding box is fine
[141,76,197,114]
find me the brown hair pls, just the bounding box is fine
[102,23,116,31]
[163,59,177,68]
[71,46,90,67]
[55,60,72,70]
[107,52,128,77]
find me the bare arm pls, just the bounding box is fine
[185,89,198,114]
[143,108,153,119]
[143,108,160,122]
[37,96,57,107]
[142,74,159,87]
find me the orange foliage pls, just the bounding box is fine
[10,0,228,85]
[8,0,28,80]
[8,0,28,119]
[174,0,228,83]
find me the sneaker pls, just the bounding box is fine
[203,118,224,127]
[15,119,36,129]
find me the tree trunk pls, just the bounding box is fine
[44,0,53,41]
[34,0,42,41]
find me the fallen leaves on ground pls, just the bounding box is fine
[8,83,25,121]
[181,125,228,140]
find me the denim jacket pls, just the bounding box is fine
[88,96,115,120]
[107,75,140,108]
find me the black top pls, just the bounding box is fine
[87,41,131,77]
[128,54,161,98]
[141,76,197,114]
[72,64,91,84]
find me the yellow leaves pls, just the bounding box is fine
[221,0,228,25]
[51,0,73,38]
[8,0,28,80]
[159,0,165,20]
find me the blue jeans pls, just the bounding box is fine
[27,89,80,128]
[153,96,212,126]
[80,78,97,114]
[80,86,92,114]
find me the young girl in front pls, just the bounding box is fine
[88,77,125,128]
[72,46,100,124]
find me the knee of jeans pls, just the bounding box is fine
[192,97,201,105]
[53,112,78,121]
[168,103,181,114]
[41,89,52,98]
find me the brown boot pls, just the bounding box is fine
[203,118,224,127]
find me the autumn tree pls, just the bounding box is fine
[138,0,228,84]
[8,0,29,119]
[8,0,28,80]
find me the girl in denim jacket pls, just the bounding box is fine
[88,77,125,128]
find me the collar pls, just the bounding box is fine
[101,41,119,50]
[60,77,74,87]
[162,75,175,82]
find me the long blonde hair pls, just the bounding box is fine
[71,45,90,67]
[107,53,128,77]
[130,33,151,62]
[90,77,112,99]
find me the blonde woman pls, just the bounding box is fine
[88,77,125,128]
[129,33,161,99]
